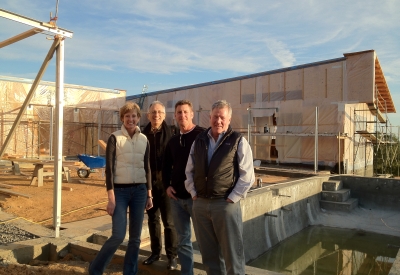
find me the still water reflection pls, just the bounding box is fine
[248,226,400,275]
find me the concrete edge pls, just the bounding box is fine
[389,249,400,275]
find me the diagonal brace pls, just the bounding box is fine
[0,38,61,158]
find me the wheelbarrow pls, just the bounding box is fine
[77,154,106,178]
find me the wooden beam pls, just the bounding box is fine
[98,140,107,151]
[0,183,14,189]
[0,38,60,159]
[0,8,73,38]
[0,28,43,49]
[0,188,31,198]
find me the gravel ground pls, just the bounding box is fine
[0,223,38,245]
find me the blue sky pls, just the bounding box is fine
[1,0,400,125]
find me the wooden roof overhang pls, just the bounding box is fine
[375,57,396,113]
[344,50,395,114]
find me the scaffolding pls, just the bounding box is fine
[247,107,346,173]
[353,85,399,176]
[0,105,121,158]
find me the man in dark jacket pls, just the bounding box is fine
[163,100,205,275]
[142,100,177,270]
[185,100,255,275]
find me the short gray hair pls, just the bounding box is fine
[211,100,232,117]
[148,100,166,113]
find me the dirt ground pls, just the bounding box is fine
[0,163,114,274]
[0,165,293,227]
[0,162,294,274]
[0,260,123,275]
[0,165,109,227]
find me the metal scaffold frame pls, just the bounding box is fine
[353,85,399,177]
[0,7,73,237]
[0,105,121,158]
[247,107,348,174]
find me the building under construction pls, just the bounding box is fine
[0,50,397,177]
[0,76,125,158]
[128,50,398,177]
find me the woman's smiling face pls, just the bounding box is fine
[122,109,140,133]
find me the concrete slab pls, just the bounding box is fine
[321,188,351,202]
[2,173,399,275]
[0,209,272,274]
[314,207,400,237]
[322,180,343,191]
[320,198,358,211]
[389,250,400,275]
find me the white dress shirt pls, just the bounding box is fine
[185,129,255,203]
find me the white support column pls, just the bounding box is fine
[50,106,54,159]
[314,107,319,173]
[338,132,341,175]
[247,108,251,145]
[98,110,101,156]
[53,37,64,238]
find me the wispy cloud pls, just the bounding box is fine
[1,0,400,105]
[265,39,295,67]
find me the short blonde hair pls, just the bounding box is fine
[120,101,141,121]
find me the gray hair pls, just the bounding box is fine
[148,100,166,113]
[211,100,232,117]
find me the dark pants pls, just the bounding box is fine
[146,180,177,258]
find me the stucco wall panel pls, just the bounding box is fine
[326,62,343,101]
[345,51,374,103]
[304,65,327,100]
[270,73,284,101]
[240,78,256,104]
[285,70,303,101]
[255,75,269,102]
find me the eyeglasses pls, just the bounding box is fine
[180,134,185,147]
[150,110,165,115]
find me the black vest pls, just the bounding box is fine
[193,127,242,199]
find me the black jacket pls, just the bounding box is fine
[143,121,173,181]
[162,125,205,199]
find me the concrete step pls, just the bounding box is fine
[70,241,193,275]
[69,240,268,275]
[321,189,351,202]
[320,198,358,212]
[322,180,343,191]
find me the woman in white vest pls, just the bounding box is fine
[89,101,153,275]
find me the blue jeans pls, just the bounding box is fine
[89,184,147,275]
[192,198,245,275]
[170,198,194,275]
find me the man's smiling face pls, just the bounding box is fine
[210,106,231,140]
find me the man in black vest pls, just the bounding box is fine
[163,100,205,275]
[185,100,255,275]
[142,100,177,270]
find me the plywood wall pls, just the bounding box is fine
[0,78,126,157]
[132,51,379,174]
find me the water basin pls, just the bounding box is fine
[248,225,400,275]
